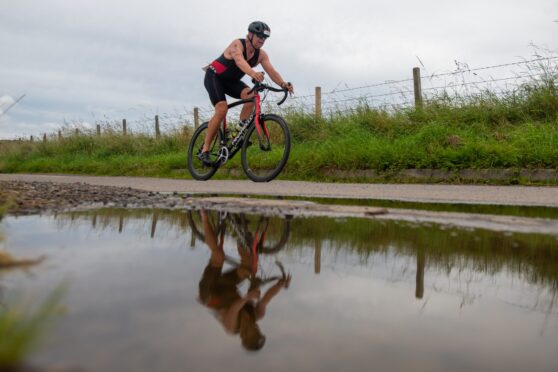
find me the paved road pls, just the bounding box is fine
[2,174,558,207]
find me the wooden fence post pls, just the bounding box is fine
[43,133,47,143]
[155,115,161,138]
[315,86,322,118]
[194,107,199,129]
[58,130,62,140]
[122,119,127,135]
[96,124,101,136]
[75,128,79,136]
[413,67,423,108]
[30,135,34,142]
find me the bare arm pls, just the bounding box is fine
[255,275,291,320]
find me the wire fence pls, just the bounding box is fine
[21,55,558,142]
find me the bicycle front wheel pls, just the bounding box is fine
[187,122,221,181]
[241,114,291,182]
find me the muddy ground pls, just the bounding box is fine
[1,180,558,236]
[0,180,186,215]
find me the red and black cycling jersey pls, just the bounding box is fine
[208,39,260,81]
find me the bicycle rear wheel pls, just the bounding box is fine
[241,114,291,182]
[187,122,221,181]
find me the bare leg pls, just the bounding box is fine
[201,210,224,266]
[203,101,228,152]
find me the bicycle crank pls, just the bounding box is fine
[216,146,229,165]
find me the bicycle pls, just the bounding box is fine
[187,209,291,255]
[187,80,291,182]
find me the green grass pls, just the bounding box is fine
[0,287,64,369]
[0,197,64,370]
[1,73,557,183]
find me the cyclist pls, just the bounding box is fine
[200,21,294,166]
[197,209,291,350]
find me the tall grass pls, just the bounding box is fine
[0,287,64,369]
[0,67,557,182]
[0,198,63,370]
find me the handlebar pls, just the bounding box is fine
[249,79,290,106]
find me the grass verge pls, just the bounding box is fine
[1,68,557,184]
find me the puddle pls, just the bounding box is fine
[1,208,558,372]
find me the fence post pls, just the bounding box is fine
[75,128,79,136]
[194,107,199,129]
[58,130,62,140]
[30,135,34,142]
[413,67,423,108]
[43,133,47,143]
[122,119,127,135]
[96,124,101,136]
[155,115,161,138]
[315,86,322,118]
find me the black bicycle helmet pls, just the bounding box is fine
[248,21,271,39]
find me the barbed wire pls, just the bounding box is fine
[423,56,558,79]
[292,56,558,101]
[32,55,555,139]
[291,77,415,100]
[421,73,535,93]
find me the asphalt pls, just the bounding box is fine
[1,173,558,207]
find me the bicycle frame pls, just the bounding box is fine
[222,91,267,147]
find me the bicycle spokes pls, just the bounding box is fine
[241,114,291,182]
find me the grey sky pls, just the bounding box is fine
[0,0,556,138]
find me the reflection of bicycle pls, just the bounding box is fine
[188,210,291,282]
[188,210,291,255]
[187,80,291,182]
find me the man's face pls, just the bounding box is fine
[252,34,267,49]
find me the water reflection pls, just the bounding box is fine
[195,210,291,351]
[3,207,558,371]
[55,208,558,310]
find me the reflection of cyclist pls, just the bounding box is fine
[200,21,294,166]
[197,209,290,351]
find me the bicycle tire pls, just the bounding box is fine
[241,114,291,182]
[187,209,226,242]
[236,214,290,254]
[187,122,221,181]
[258,218,291,253]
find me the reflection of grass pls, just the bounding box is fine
[58,208,558,293]
[0,287,65,369]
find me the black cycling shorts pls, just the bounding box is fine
[204,70,249,106]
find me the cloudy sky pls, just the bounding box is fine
[0,0,556,139]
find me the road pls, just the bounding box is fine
[2,173,558,207]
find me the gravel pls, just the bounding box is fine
[0,180,186,215]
